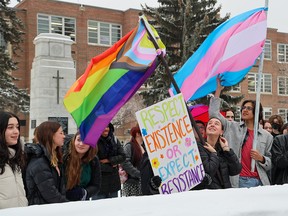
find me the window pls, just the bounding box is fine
[277,43,288,63]
[88,20,121,46]
[37,14,76,41]
[234,106,241,122]
[264,40,271,60]
[278,76,288,95]
[230,83,241,92]
[248,72,272,93]
[263,107,272,120]
[278,109,288,123]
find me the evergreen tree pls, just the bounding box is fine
[0,0,29,113]
[140,0,242,108]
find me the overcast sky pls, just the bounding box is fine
[11,0,287,33]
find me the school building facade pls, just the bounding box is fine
[7,0,288,140]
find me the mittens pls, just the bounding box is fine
[202,173,212,186]
[66,186,87,201]
[150,175,162,190]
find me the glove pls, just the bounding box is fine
[66,187,87,201]
[150,175,162,190]
[202,173,212,186]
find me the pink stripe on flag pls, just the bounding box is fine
[180,18,266,101]
[213,42,264,74]
[132,31,158,61]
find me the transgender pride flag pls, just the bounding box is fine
[170,7,267,101]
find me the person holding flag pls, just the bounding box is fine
[209,78,273,188]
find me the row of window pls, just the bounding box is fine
[264,40,288,63]
[230,72,288,96]
[37,14,122,46]
[36,14,288,63]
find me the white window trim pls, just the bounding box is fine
[37,13,76,42]
[277,76,288,96]
[263,107,272,120]
[277,43,288,63]
[87,20,122,46]
[247,72,272,94]
[264,39,272,60]
[278,108,288,123]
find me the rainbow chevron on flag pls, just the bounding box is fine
[64,16,165,147]
[170,7,267,101]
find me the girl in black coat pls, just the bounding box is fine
[198,117,242,189]
[92,123,126,199]
[25,121,68,205]
[64,131,101,201]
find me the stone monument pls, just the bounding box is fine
[29,33,77,140]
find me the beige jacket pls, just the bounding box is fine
[0,148,28,209]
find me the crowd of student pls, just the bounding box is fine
[0,112,161,209]
[1,78,288,209]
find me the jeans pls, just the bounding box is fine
[239,176,262,188]
[91,191,118,200]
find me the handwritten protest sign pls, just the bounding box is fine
[136,94,204,194]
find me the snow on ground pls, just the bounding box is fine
[1,184,288,216]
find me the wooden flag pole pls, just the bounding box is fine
[139,14,207,147]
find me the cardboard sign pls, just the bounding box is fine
[136,94,204,194]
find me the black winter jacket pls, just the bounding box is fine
[271,134,288,185]
[197,142,242,189]
[97,126,125,193]
[24,144,68,205]
[63,155,101,199]
[139,150,159,195]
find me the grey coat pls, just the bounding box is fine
[209,97,273,187]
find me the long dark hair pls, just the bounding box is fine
[241,100,263,122]
[129,125,143,167]
[0,111,24,174]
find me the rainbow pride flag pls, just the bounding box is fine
[170,7,267,101]
[64,16,165,147]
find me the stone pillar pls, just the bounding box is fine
[29,33,77,140]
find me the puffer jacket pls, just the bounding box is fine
[24,143,68,205]
[271,134,288,185]
[198,142,242,189]
[97,124,126,193]
[0,148,28,209]
[209,96,273,187]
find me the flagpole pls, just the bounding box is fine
[139,14,207,147]
[251,0,269,172]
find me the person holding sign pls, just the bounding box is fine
[209,77,273,188]
[197,118,242,189]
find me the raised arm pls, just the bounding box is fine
[208,76,227,129]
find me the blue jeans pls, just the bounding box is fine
[239,176,262,188]
[91,191,118,200]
